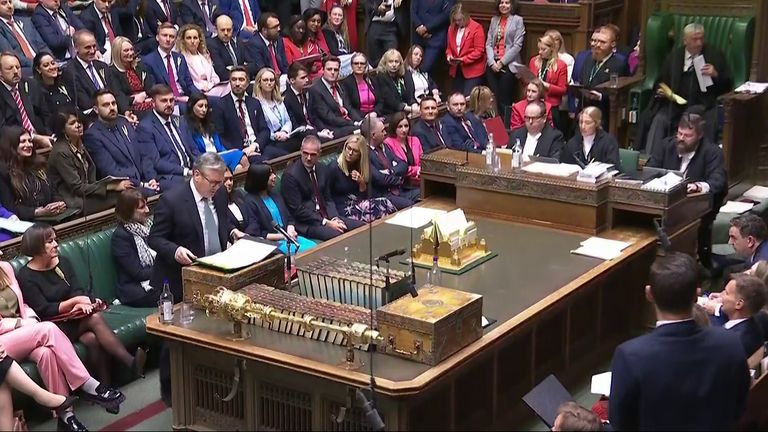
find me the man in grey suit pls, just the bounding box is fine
[0,0,49,76]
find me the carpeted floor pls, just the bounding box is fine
[29,370,171,431]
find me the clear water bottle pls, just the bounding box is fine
[512,138,522,169]
[426,255,442,286]
[485,133,496,168]
[158,280,174,324]
[343,246,350,263]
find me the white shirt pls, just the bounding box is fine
[228,202,243,223]
[683,49,696,72]
[410,68,429,100]
[201,134,216,152]
[724,318,748,330]
[678,149,711,193]
[0,17,35,57]
[522,131,542,162]
[189,179,219,255]
[158,48,184,95]
[372,0,395,22]
[322,78,344,108]
[230,92,258,148]
[44,6,71,58]
[95,9,114,60]
[582,134,595,160]
[656,318,694,327]
[456,27,466,52]
[154,111,187,171]
[76,56,105,88]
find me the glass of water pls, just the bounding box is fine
[180,301,195,325]
[610,73,619,87]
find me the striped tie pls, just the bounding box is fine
[11,87,35,134]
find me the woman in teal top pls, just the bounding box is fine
[243,164,316,255]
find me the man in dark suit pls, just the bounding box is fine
[508,101,564,161]
[79,0,125,55]
[364,0,406,66]
[307,56,363,139]
[242,12,287,78]
[212,66,278,161]
[440,91,487,153]
[640,23,732,153]
[283,62,310,127]
[142,22,199,103]
[0,0,49,76]
[179,0,218,37]
[609,252,750,431]
[0,52,52,147]
[61,30,129,116]
[574,25,628,128]
[207,14,243,80]
[31,0,84,61]
[281,135,364,241]
[85,89,160,194]
[142,0,179,37]
[411,96,446,153]
[411,0,453,73]
[136,84,199,191]
[218,0,259,39]
[646,112,726,268]
[147,151,244,406]
[363,117,419,209]
[714,274,767,358]
[728,214,768,268]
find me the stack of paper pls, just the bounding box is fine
[720,201,755,214]
[196,239,276,271]
[571,237,632,260]
[642,172,682,192]
[385,207,447,229]
[743,185,768,202]
[735,81,768,94]
[522,162,581,177]
[590,372,612,396]
[577,162,614,183]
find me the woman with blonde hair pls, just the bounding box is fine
[109,37,155,116]
[254,68,302,155]
[447,2,487,96]
[560,106,619,167]
[544,29,575,82]
[322,5,351,56]
[468,86,496,120]
[328,135,397,223]
[510,79,553,129]
[374,49,418,116]
[177,24,222,95]
[528,33,568,131]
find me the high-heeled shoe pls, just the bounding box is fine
[52,395,78,419]
[132,347,147,378]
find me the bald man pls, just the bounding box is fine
[208,14,245,80]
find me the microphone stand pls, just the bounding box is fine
[284,241,292,285]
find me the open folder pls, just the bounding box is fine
[196,238,277,272]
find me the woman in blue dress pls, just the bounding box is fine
[242,164,316,255]
[185,93,249,172]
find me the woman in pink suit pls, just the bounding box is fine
[0,260,125,430]
[384,112,423,189]
[323,0,357,51]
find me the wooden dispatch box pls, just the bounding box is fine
[181,254,286,302]
[376,285,483,365]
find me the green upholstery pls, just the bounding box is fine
[272,153,341,196]
[632,13,755,113]
[619,148,640,172]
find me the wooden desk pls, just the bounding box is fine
[719,91,768,184]
[596,75,644,146]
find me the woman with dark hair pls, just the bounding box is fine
[485,0,524,125]
[185,93,248,172]
[340,52,382,117]
[384,112,423,189]
[111,189,160,308]
[322,5,351,56]
[404,45,440,103]
[242,164,316,255]
[329,134,397,222]
[47,108,134,215]
[0,126,67,221]
[223,168,254,234]
[32,53,75,126]
[18,224,147,387]
[109,37,155,117]
[374,49,418,116]
[283,16,320,77]
[303,8,330,58]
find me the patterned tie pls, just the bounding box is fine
[226,41,237,65]
[165,54,180,96]
[201,198,222,256]
[10,87,34,134]
[240,0,254,28]
[162,0,172,21]
[88,63,102,89]
[237,99,248,140]
[331,85,349,119]
[165,120,190,168]
[200,1,215,34]
[431,123,445,147]
[309,169,328,219]
[103,14,115,41]
[461,118,478,148]
[8,20,35,59]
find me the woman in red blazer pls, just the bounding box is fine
[445,3,486,96]
[528,33,568,131]
[510,79,554,130]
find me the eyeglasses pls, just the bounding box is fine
[198,170,223,187]
[352,62,367,66]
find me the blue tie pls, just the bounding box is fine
[88,63,101,89]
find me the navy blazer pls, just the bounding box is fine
[147,182,232,297]
[111,224,154,305]
[207,36,244,80]
[307,78,360,135]
[509,124,565,160]
[143,0,180,36]
[242,34,288,77]
[411,119,446,153]
[0,78,48,133]
[0,17,49,70]
[119,0,157,54]
[411,0,453,48]
[179,0,219,34]
[61,58,128,113]
[440,112,488,153]
[79,4,126,53]
[609,320,750,431]
[328,162,363,214]
[282,86,309,128]
[142,49,200,96]
[84,117,154,186]
[212,93,269,152]
[136,113,199,189]
[560,129,620,167]
[369,144,407,197]
[242,191,295,239]
[727,317,766,358]
[31,4,84,61]
[218,0,260,38]
[280,160,339,233]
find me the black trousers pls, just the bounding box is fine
[486,68,516,127]
[366,21,398,67]
[452,67,483,97]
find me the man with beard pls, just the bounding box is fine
[242,12,287,77]
[646,111,726,269]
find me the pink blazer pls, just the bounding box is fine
[0,261,38,335]
[384,135,423,183]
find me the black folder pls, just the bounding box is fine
[522,374,574,428]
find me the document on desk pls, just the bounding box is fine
[720,200,755,214]
[570,236,631,261]
[522,162,581,177]
[196,238,276,271]
[743,185,768,201]
[693,55,714,92]
[0,217,33,234]
[385,207,447,228]
[735,81,768,94]
[591,372,612,396]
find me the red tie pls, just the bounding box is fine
[8,20,34,59]
[309,169,328,219]
[240,0,254,28]
[165,54,180,96]
[269,43,280,75]
[11,87,35,134]
[237,99,247,139]
[162,0,172,21]
[331,85,349,119]
[103,14,115,41]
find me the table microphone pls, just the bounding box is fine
[272,221,300,248]
[376,248,406,262]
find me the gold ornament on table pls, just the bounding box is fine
[411,209,494,273]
